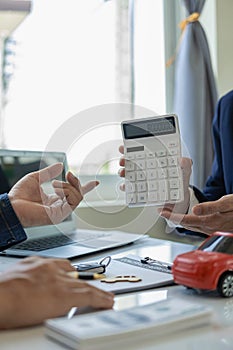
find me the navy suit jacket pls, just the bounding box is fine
[194,90,233,202]
[177,90,233,237]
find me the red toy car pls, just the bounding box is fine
[172,231,233,297]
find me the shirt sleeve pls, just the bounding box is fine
[165,187,208,238]
[165,187,199,230]
[0,193,27,251]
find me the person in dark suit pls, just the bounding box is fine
[159,90,233,235]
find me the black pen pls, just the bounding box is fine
[67,271,105,280]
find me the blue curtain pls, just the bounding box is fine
[173,0,218,188]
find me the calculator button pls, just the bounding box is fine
[169,179,179,189]
[136,182,147,192]
[148,181,157,191]
[148,191,158,202]
[147,170,157,180]
[137,192,147,203]
[156,150,166,157]
[169,149,178,156]
[136,171,146,181]
[127,193,136,204]
[157,158,167,167]
[168,168,179,178]
[146,152,155,158]
[170,189,180,201]
[136,153,145,159]
[126,172,136,182]
[146,159,157,169]
[136,160,146,170]
[157,169,167,179]
[125,181,136,193]
[125,160,135,171]
[168,157,178,166]
[159,191,169,201]
[158,180,168,201]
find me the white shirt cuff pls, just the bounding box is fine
[165,187,199,232]
[187,187,199,214]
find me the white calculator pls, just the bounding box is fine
[121,114,184,207]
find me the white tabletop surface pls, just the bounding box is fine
[1,237,233,350]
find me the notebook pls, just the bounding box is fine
[0,149,142,259]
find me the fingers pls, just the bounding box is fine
[120,183,125,191]
[81,180,99,195]
[69,284,114,309]
[53,174,82,201]
[119,145,124,154]
[37,163,63,184]
[119,156,125,167]
[159,209,226,235]
[6,257,114,314]
[53,186,83,209]
[65,171,81,191]
[118,168,125,178]
[63,271,114,309]
[193,195,233,215]
[159,209,205,230]
[65,172,99,195]
[118,150,125,178]
[5,256,76,275]
[53,174,99,208]
[118,145,125,178]
[159,209,185,225]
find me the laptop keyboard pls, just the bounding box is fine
[11,234,76,252]
[9,231,110,252]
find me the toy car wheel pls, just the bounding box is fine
[217,273,233,297]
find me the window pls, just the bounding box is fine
[2,0,167,181]
[134,0,166,113]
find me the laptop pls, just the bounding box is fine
[0,149,142,259]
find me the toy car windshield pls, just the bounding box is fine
[198,235,233,255]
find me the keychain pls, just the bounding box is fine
[101,275,142,283]
[73,256,111,274]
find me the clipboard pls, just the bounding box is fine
[87,255,174,294]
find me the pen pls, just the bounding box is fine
[67,271,105,280]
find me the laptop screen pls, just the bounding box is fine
[0,149,76,236]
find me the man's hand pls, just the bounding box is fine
[160,194,233,235]
[0,257,114,329]
[119,145,192,216]
[8,163,99,227]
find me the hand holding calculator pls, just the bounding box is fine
[121,114,184,207]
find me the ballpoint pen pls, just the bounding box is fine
[67,271,106,280]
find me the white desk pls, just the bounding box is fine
[1,237,233,350]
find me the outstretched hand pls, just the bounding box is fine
[160,194,233,235]
[8,163,99,227]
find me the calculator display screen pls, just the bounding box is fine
[123,116,176,139]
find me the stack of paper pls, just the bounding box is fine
[45,298,212,350]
